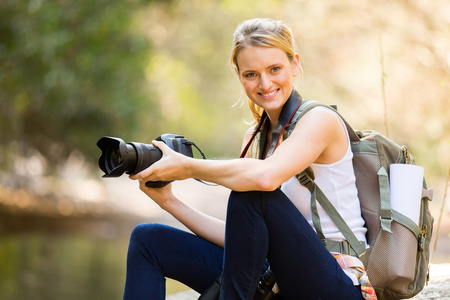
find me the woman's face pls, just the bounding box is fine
[236,46,300,117]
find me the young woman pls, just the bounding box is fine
[123,18,373,300]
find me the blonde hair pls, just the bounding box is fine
[230,18,301,122]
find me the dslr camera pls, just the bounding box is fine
[97,133,194,188]
[199,268,282,300]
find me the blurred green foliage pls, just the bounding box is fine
[0,0,160,171]
[131,0,450,182]
[0,0,449,185]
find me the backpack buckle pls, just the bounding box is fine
[380,211,393,234]
[339,241,355,256]
[418,225,428,252]
[296,167,315,191]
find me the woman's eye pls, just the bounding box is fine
[271,67,281,73]
[245,73,256,78]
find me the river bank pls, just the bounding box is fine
[1,178,448,299]
[167,263,450,299]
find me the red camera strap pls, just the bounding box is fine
[240,90,302,159]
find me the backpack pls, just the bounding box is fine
[282,100,434,299]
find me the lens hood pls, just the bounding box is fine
[97,136,133,177]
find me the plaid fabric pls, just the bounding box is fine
[332,252,378,300]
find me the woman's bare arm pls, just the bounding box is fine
[131,108,347,192]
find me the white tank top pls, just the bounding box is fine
[280,107,368,244]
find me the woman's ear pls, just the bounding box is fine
[292,53,301,75]
[292,53,303,81]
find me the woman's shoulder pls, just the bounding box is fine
[245,124,259,136]
[295,105,343,131]
[291,105,349,164]
[243,124,257,142]
[240,124,259,156]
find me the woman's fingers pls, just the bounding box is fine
[128,140,176,180]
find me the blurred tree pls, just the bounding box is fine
[140,0,450,179]
[0,0,448,186]
[0,0,163,173]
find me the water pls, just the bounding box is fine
[0,178,229,300]
[0,232,128,299]
[0,232,188,300]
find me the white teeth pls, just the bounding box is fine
[261,90,277,97]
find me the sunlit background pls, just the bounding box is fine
[1,0,449,299]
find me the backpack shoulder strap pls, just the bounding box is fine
[289,100,367,257]
[287,100,360,142]
[298,169,367,258]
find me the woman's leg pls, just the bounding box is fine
[123,223,223,300]
[220,189,361,300]
[219,191,270,300]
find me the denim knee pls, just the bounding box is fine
[129,223,160,246]
[130,223,165,242]
[127,223,167,262]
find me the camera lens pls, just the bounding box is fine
[97,137,163,177]
[129,142,162,175]
[106,146,123,172]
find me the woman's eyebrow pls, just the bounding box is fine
[267,63,283,68]
[241,63,283,73]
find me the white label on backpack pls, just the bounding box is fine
[390,164,424,226]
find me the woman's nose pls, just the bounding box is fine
[259,74,272,90]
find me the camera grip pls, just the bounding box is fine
[145,180,173,188]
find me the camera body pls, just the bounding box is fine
[198,269,282,300]
[253,269,282,300]
[97,133,193,187]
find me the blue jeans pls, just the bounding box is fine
[123,189,362,300]
[123,223,223,299]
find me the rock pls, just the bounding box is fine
[411,263,450,300]
[167,289,199,300]
[167,264,450,300]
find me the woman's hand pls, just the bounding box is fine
[129,140,191,209]
[129,140,191,183]
[136,179,175,209]
[129,142,226,247]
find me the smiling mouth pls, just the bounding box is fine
[259,89,279,98]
